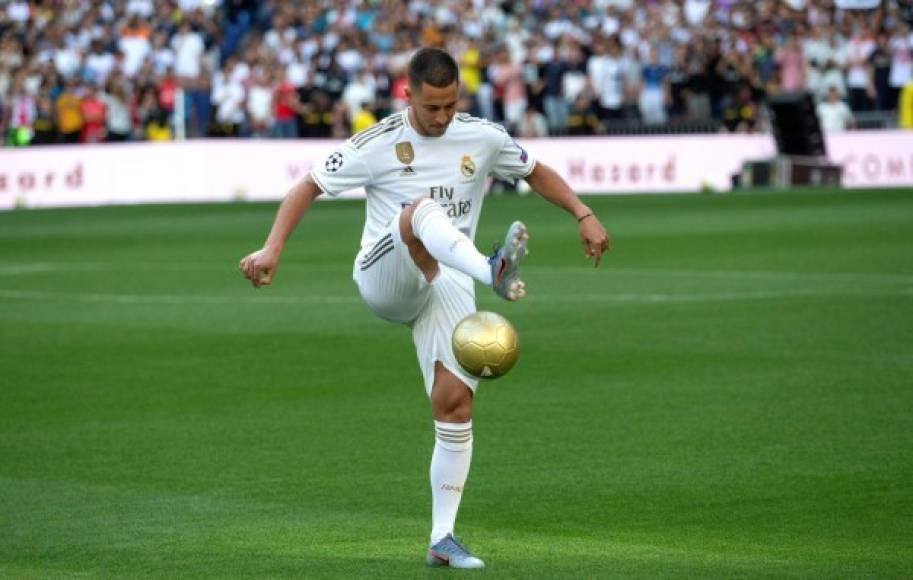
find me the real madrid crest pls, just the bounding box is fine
[395,142,415,165]
[460,155,476,177]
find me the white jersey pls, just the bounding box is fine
[310,110,536,249]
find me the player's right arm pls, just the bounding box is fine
[239,176,322,288]
[239,140,372,288]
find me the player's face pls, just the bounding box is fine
[406,81,459,137]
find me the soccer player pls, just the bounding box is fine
[239,47,610,568]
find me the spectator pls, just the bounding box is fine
[489,46,526,132]
[5,77,35,146]
[272,68,300,139]
[145,108,172,141]
[888,23,913,110]
[566,94,602,136]
[2,0,907,149]
[537,40,569,134]
[80,85,107,143]
[185,67,213,138]
[722,84,760,133]
[102,81,133,142]
[666,56,689,122]
[457,38,483,113]
[299,90,334,139]
[150,31,176,77]
[777,35,806,93]
[31,93,56,145]
[638,47,670,125]
[588,37,626,122]
[55,80,84,144]
[246,67,274,138]
[846,25,876,111]
[517,106,549,138]
[350,101,377,135]
[135,86,161,139]
[342,68,377,120]
[684,37,712,120]
[156,69,180,114]
[85,40,117,87]
[817,85,855,132]
[870,32,895,111]
[119,15,151,78]
[171,21,205,82]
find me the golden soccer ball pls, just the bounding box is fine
[452,311,520,379]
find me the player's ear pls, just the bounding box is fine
[405,85,412,100]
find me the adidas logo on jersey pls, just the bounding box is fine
[400,166,416,177]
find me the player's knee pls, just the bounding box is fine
[399,200,431,246]
[437,400,471,423]
[431,374,473,423]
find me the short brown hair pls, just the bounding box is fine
[408,47,459,90]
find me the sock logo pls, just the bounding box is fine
[440,483,463,493]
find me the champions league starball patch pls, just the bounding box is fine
[325,152,344,173]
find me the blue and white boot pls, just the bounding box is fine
[489,220,528,301]
[426,534,485,569]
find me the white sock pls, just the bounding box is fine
[430,420,473,545]
[411,199,493,285]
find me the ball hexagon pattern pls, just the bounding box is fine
[451,311,520,379]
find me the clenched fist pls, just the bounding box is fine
[239,247,280,288]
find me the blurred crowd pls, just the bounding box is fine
[2,0,913,147]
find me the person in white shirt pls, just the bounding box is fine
[211,59,246,136]
[239,48,609,570]
[588,38,626,120]
[845,27,876,111]
[817,85,855,132]
[245,68,274,137]
[171,21,205,80]
[150,31,176,77]
[117,34,150,79]
[85,40,115,87]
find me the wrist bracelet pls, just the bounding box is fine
[577,213,594,223]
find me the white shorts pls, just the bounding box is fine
[353,216,480,397]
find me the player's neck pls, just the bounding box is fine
[407,107,437,138]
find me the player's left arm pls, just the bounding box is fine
[525,161,612,267]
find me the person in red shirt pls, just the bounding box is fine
[157,68,178,113]
[272,68,300,138]
[80,85,107,143]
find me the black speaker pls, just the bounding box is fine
[768,92,827,157]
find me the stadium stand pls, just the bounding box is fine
[1,0,911,146]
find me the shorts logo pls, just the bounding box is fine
[460,155,476,177]
[325,152,344,173]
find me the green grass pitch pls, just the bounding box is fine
[1,188,912,578]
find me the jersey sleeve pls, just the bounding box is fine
[309,142,373,196]
[490,131,537,182]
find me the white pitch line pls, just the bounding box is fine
[533,266,913,285]
[0,287,909,307]
[0,289,362,305]
[2,262,911,285]
[520,287,913,304]
[0,262,349,275]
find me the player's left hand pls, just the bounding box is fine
[578,214,611,268]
